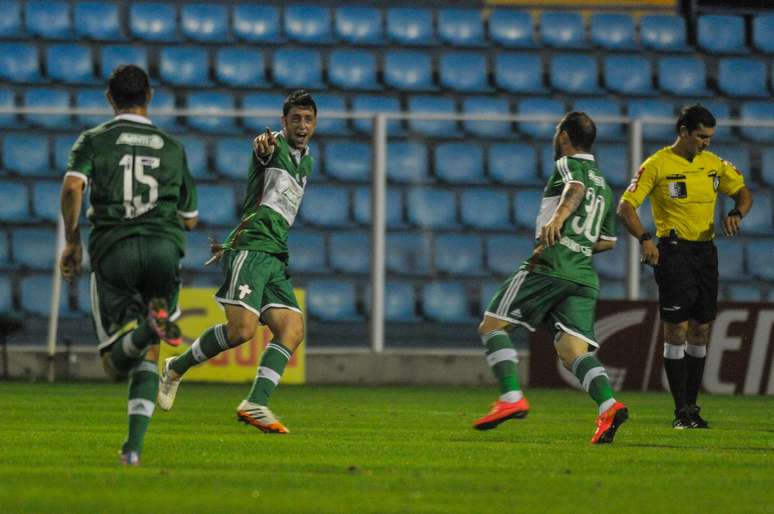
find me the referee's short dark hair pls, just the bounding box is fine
[676,104,716,134]
[559,112,596,152]
[108,64,150,110]
[283,89,317,117]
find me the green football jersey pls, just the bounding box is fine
[222,132,313,257]
[520,154,617,290]
[66,114,198,265]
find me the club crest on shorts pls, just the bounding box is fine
[238,284,253,300]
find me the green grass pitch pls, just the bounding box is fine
[1,383,772,513]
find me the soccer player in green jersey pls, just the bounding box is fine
[158,90,316,434]
[472,112,628,444]
[59,64,199,465]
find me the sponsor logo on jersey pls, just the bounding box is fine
[559,236,592,256]
[116,132,165,150]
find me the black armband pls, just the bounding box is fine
[728,208,743,219]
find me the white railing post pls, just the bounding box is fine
[47,215,65,382]
[626,119,643,300]
[370,114,387,353]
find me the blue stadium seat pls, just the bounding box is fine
[550,53,599,94]
[214,137,249,179]
[311,93,349,136]
[513,190,542,229]
[462,96,512,138]
[604,55,654,95]
[0,181,28,221]
[726,285,762,302]
[181,4,228,42]
[54,135,77,171]
[488,143,541,185]
[160,47,210,87]
[717,58,768,98]
[0,0,21,37]
[407,96,457,137]
[241,92,283,133]
[0,43,40,82]
[747,240,774,280]
[489,9,535,48]
[594,144,630,188]
[386,232,432,274]
[300,185,351,227]
[752,14,774,53]
[599,280,626,300]
[384,51,434,92]
[440,52,490,92]
[287,231,327,273]
[353,187,404,228]
[0,274,11,312]
[739,102,774,142]
[486,235,534,275]
[435,234,484,276]
[697,100,731,141]
[383,282,419,322]
[285,5,332,44]
[215,48,266,87]
[177,136,209,181]
[328,50,379,91]
[386,8,434,46]
[698,15,747,54]
[517,98,565,139]
[12,228,56,269]
[657,56,709,96]
[540,12,586,49]
[627,99,674,141]
[273,48,322,89]
[130,3,177,42]
[100,46,148,79]
[479,281,501,312]
[149,89,178,132]
[407,188,457,229]
[494,52,545,93]
[21,275,67,316]
[26,0,71,39]
[640,15,688,52]
[422,282,472,322]
[335,6,383,45]
[351,95,402,134]
[386,141,428,183]
[329,232,369,273]
[24,88,69,129]
[573,98,622,141]
[75,1,122,40]
[715,238,748,280]
[307,280,360,321]
[761,148,774,185]
[590,13,636,50]
[31,181,60,222]
[461,190,510,229]
[2,133,50,175]
[593,243,626,279]
[740,192,772,234]
[711,145,750,177]
[186,92,236,133]
[438,9,485,47]
[75,89,107,128]
[233,6,281,43]
[434,143,485,184]
[0,88,15,128]
[540,144,558,178]
[324,141,370,182]
[196,185,236,226]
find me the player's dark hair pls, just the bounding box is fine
[282,89,317,117]
[559,112,596,151]
[107,64,150,110]
[676,104,716,134]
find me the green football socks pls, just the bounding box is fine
[481,330,522,398]
[123,360,158,454]
[170,324,229,375]
[572,353,615,413]
[108,322,158,376]
[247,341,292,405]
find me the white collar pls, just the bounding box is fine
[114,113,153,125]
[571,153,595,161]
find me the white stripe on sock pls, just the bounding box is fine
[499,390,524,403]
[267,343,291,361]
[598,398,616,415]
[127,398,155,417]
[258,366,281,385]
[132,361,158,375]
[664,343,686,360]
[570,352,595,375]
[685,344,706,358]
[582,366,608,392]
[120,332,143,358]
[214,324,229,350]
[486,348,518,367]
[191,340,206,362]
[481,330,508,345]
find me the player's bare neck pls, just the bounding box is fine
[116,106,149,118]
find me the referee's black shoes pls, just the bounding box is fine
[686,404,710,428]
[672,405,710,429]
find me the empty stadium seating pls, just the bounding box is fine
[518,98,564,139]
[435,233,484,276]
[312,93,349,135]
[233,5,281,43]
[300,185,351,227]
[550,53,599,94]
[353,187,404,228]
[0,43,40,82]
[752,14,774,53]
[329,232,369,273]
[406,188,457,229]
[181,4,228,43]
[0,88,15,128]
[129,3,177,42]
[386,8,435,46]
[287,231,327,273]
[461,189,510,230]
[385,141,428,183]
[75,1,123,40]
[351,95,401,134]
[324,141,370,182]
[101,46,148,79]
[434,143,485,183]
[488,143,541,186]
[215,48,266,88]
[384,51,434,91]
[440,52,490,92]
[2,133,50,176]
[590,13,636,50]
[640,15,688,52]
[422,281,473,322]
[697,15,747,54]
[328,50,379,91]
[494,52,545,93]
[438,9,485,47]
[489,9,535,48]
[306,280,360,321]
[0,181,28,221]
[27,1,71,40]
[717,58,768,98]
[386,232,432,274]
[604,55,655,96]
[540,12,587,49]
[335,6,383,45]
[285,5,332,44]
[657,56,709,97]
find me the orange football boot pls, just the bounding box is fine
[473,397,530,430]
[591,401,628,444]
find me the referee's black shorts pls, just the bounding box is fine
[653,236,718,324]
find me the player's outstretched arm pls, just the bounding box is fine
[59,175,85,281]
[540,182,585,247]
[253,127,277,162]
[722,186,753,237]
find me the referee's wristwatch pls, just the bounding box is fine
[638,232,653,244]
[728,208,743,219]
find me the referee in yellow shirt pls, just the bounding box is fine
[617,105,753,429]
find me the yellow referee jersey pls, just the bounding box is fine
[621,146,745,241]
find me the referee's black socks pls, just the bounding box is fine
[685,344,707,406]
[663,343,687,410]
